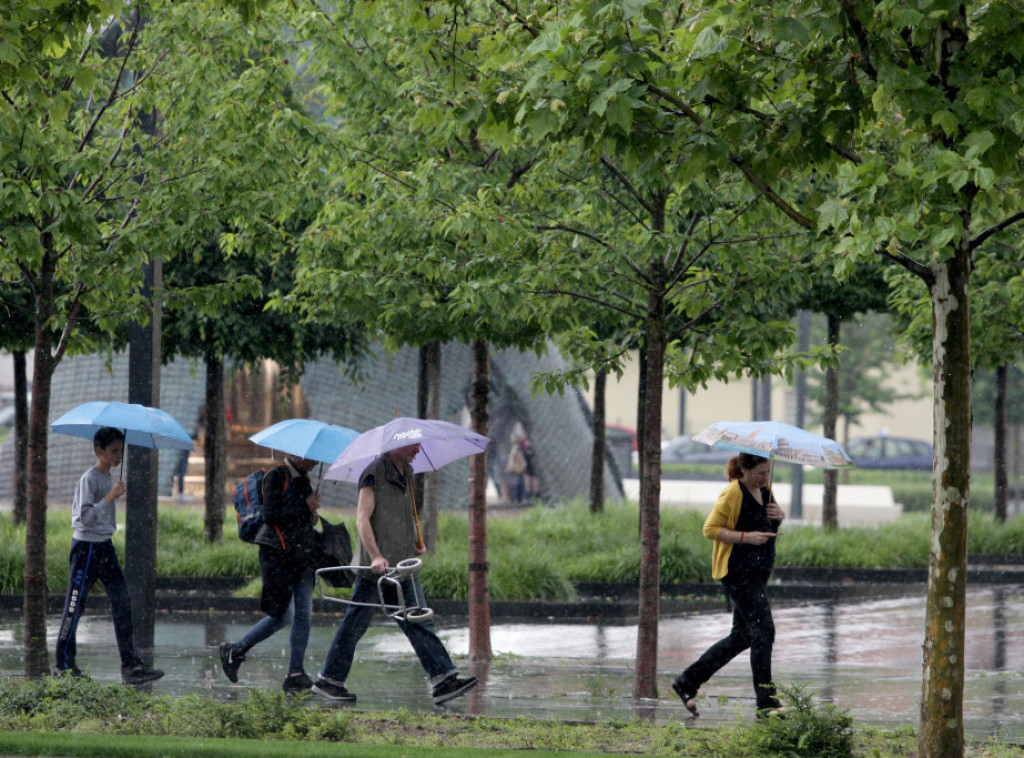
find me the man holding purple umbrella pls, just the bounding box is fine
[312,443,478,705]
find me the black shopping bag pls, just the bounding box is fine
[316,516,355,588]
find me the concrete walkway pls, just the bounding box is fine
[1,586,1021,741]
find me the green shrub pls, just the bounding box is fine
[3,492,1022,601]
[968,513,1024,554]
[724,684,855,758]
[890,483,932,513]
[421,541,576,601]
[155,508,259,577]
[778,516,931,569]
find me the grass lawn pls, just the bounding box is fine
[0,677,1021,758]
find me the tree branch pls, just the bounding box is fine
[492,0,541,38]
[879,247,933,284]
[601,155,654,217]
[970,211,1024,252]
[78,13,142,153]
[644,80,816,229]
[839,0,878,81]
[52,283,86,365]
[507,156,535,188]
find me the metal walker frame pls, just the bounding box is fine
[315,558,434,623]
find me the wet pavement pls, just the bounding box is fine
[1,585,1022,741]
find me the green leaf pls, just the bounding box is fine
[932,110,958,137]
[816,198,848,233]
[963,130,995,157]
[690,26,721,59]
[524,107,561,141]
[604,96,634,133]
[589,78,631,117]
[930,225,955,248]
[527,28,563,57]
[774,17,808,43]
[947,169,969,192]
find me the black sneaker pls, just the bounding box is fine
[282,672,314,694]
[122,664,164,684]
[312,678,357,702]
[432,675,478,705]
[219,642,244,683]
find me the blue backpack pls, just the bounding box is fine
[232,467,288,543]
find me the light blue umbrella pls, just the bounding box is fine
[51,401,194,450]
[248,418,360,464]
[692,420,853,469]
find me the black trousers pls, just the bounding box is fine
[54,539,142,672]
[678,571,777,708]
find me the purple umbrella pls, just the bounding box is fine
[324,417,491,483]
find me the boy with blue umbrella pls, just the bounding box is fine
[52,427,164,684]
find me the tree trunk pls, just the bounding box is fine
[125,257,161,652]
[993,364,1007,523]
[634,294,666,700]
[634,193,668,700]
[468,339,491,662]
[590,368,606,514]
[24,269,57,678]
[821,314,841,531]
[918,253,971,758]
[12,350,29,525]
[636,347,646,477]
[203,351,226,543]
[418,342,442,552]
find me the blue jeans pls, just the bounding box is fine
[234,566,315,674]
[677,572,777,708]
[319,575,456,687]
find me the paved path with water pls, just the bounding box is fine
[1,586,1021,741]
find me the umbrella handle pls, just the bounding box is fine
[408,479,425,553]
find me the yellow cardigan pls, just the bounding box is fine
[703,479,771,580]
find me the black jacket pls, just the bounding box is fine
[254,464,318,562]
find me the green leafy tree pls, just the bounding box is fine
[1,5,163,677]
[639,4,1024,754]
[139,10,367,542]
[162,233,365,542]
[276,0,824,695]
[904,244,1024,521]
[805,313,918,443]
[0,0,337,676]
[423,2,1024,752]
[272,2,562,662]
[801,262,903,531]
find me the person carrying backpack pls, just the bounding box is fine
[220,455,321,693]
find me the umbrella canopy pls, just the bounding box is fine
[325,417,491,483]
[51,401,194,450]
[248,419,360,464]
[692,420,853,469]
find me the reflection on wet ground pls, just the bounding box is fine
[1,586,1021,741]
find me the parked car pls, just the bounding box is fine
[605,424,637,451]
[660,435,734,465]
[605,425,637,475]
[846,435,933,470]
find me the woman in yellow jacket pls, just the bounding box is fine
[672,453,786,719]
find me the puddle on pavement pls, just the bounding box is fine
[1,586,1022,741]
